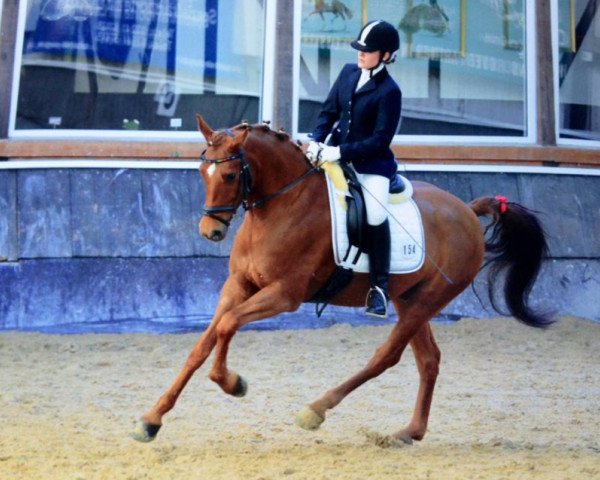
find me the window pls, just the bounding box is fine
[11,0,267,135]
[557,0,600,142]
[296,0,532,140]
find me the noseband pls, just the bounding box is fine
[199,131,317,227]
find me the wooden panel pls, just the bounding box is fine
[392,145,600,167]
[0,257,230,330]
[468,173,521,204]
[0,139,203,159]
[140,170,200,257]
[18,170,73,258]
[69,169,238,258]
[520,174,600,258]
[0,171,17,260]
[4,167,600,263]
[1,140,599,168]
[70,170,147,257]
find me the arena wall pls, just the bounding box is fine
[0,167,598,332]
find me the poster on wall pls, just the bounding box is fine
[300,0,467,58]
[301,0,364,45]
[23,0,180,94]
[21,0,263,97]
[397,0,466,59]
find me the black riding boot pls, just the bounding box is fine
[365,220,391,318]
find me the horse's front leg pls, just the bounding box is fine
[132,276,254,442]
[208,281,300,396]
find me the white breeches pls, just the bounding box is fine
[353,171,390,226]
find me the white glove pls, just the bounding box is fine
[306,141,320,162]
[317,145,341,163]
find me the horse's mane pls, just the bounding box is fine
[229,121,305,155]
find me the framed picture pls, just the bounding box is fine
[503,0,524,51]
[558,0,577,53]
[301,0,365,46]
[398,0,467,59]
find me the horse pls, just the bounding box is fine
[132,115,553,445]
[305,0,353,25]
[399,0,450,37]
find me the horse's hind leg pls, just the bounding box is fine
[295,309,427,431]
[393,323,440,444]
[295,283,452,435]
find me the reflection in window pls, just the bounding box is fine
[15,0,266,132]
[558,0,600,141]
[298,0,528,137]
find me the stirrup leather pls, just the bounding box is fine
[365,286,388,318]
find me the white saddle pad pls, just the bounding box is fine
[322,163,426,274]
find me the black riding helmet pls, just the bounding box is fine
[351,20,400,64]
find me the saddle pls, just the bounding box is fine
[340,162,406,259]
[310,163,418,316]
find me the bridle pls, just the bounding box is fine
[199,132,318,227]
[199,149,250,226]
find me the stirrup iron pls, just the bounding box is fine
[365,286,388,318]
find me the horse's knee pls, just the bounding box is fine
[215,313,238,340]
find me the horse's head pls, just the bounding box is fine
[196,114,249,242]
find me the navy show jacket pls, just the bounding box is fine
[310,63,402,178]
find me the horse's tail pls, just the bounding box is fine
[470,196,554,328]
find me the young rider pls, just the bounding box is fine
[306,20,402,318]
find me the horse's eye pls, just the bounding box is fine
[225,172,237,183]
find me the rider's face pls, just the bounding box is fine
[357,50,389,69]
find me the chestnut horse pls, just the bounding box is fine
[132,115,552,444]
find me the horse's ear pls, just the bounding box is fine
[227,127,249,153]
[196,114,213,143]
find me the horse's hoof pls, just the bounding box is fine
[295,406,325,431]
[393,434,414,446]
[365,431,413,449]
[393,427,422,445]
[131,420,162,443]
[232,375,248,397]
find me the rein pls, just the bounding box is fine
[199,145,318,227]
[244,167,317,211]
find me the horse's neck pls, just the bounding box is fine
[245,138,323,221]
[248,139,311,198]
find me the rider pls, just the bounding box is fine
[306,20,401,318]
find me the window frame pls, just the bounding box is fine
[552,0,600,149]
[8,0,277,140]
[293,0,538,145]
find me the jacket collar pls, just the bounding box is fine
[353,66,389,95]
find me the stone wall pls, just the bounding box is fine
[1,168,598,331]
